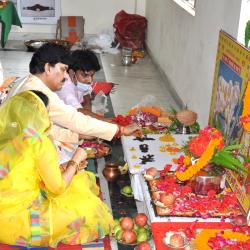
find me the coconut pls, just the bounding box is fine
[176,109,197,126]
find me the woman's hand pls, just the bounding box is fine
[71,147,87,164]
[77,160,88,171]
[62,148,88,186]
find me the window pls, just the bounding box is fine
[173,0,196,16]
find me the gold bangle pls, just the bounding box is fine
[67,160,79,172]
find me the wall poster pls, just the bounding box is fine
[15,0,61,24]
[209,30,250,144]
[209,30,250,215]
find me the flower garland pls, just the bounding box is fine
[175,138,222,181]
[241,80,250,131]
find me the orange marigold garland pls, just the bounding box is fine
[175,138,222,181]
[241,80,250,131]
[175,125,247,181]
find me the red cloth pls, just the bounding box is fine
[113,10,147,49]
[151,221,233,250]
[91,82,113,95]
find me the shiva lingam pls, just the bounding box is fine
[102,162,121,182]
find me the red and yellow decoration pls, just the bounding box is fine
[175,127,223,182]
[195,229,250,250]
[159,134,175,142]
[241,80,250,132]
[128,106,161,117]
[175,126,248,182]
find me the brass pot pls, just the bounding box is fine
[102,163,121,182]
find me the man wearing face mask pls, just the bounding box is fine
[56,49,106,120]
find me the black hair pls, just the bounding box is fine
[30,90,49,107]
[69,49,101,72]
[29,43,70,74]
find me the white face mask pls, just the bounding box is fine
[73,73,92,95]
[74,73,92,97]
[77,82,92,95]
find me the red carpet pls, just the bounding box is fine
[151,221,233,250]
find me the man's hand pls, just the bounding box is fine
[123,123,141,136]
[79,134,96,140]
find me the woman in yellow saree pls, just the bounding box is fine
[0,91,114,247]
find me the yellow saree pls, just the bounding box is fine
[0,91,113,247]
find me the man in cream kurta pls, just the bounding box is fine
[7,43,138,143]
[9,74,118,142]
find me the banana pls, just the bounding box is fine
[119,163,128,175]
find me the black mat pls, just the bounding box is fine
[104,96,138,250]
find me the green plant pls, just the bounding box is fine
[211,144,248,173]
[245,20,250,47]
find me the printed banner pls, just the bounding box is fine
[209,30,250,214]
[209,30,250,144]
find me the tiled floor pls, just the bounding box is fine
[1,43,180,113]
[101,52,180,115]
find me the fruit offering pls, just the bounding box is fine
[136,241,152,250]
[121,185,133,197]
[170,233,185,248]
[163,231,189,249]
[144,167,158,180]
[112,214,151,245]
[79,141,111,158]
[159,193,175,207]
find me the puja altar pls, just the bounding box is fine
[120,127,249,249]
[121,133,193,201]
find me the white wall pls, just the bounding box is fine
[135,0,146,16]
[10,0,145,39]
[145,0,242,126]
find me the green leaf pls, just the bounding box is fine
[168,106,177,114]
[222,144,243,151]
[190,122,200,133]
[212,151,248,173]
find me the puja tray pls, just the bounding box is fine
[24,39,73,52]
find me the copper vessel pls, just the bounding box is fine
[102,163,121,182]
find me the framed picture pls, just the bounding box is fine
[16,0,61,24]
[209,30,250,144]
[209,30,250,215]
